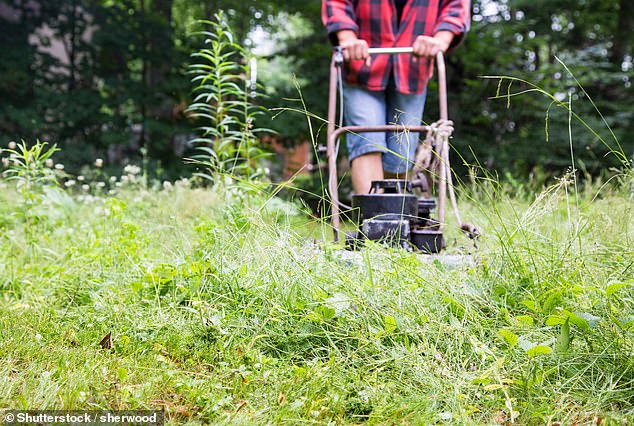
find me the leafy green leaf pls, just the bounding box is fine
[520,299,540,313]
[497,329,518,348]
[526,345,552,358]
[574,312,600,329]
[384,315,397,333]
[545,315,566,326]
[547,310,597,331]
[564,312,589,331]
[555,318,570,353]
[606,281,632,298]
[542,291,562,314]
[309,305,336,323]
[513,315,534,327]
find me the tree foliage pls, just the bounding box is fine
[448,0,633,175]
[0,0,631,178]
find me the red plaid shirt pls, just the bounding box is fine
[322,0,470,94]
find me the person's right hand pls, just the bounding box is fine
[337,30,370,63]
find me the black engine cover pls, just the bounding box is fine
[348,179,444,252]
[352,193,418,224]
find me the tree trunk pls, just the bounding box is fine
[238,1,248,45]
[153,0,173,25]
[68,0,78,92]
[611,0,633,65]
[140,0,147,147]
[149,0,172,87]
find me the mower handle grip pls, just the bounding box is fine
[334,46,432,59]
[366,47,414,55]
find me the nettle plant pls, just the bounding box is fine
[187,13,268,182]
[0,140,65,244]
[1,140,60,196]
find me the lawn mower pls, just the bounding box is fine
[325,47,478,252]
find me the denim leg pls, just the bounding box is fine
[343,83,388,162]
[383,88,427,174]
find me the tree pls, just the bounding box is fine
[448,0,633,175]
[1,0,630,178]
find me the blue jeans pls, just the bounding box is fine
[343,82,426,174]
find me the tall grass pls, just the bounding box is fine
[0,137,632,423]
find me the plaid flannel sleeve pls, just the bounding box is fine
[322,0,359,45]
[434,0,471,49]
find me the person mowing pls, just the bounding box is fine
[322,0,470,194]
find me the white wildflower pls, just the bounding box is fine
[8,141,16,150]
[95,158,104,168]
[123,164,141,175]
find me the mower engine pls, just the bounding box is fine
[347,179,444,253]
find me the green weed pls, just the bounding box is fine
[186,13,269,182]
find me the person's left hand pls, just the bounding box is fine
[412,35,449,57]
[412,31,454,57]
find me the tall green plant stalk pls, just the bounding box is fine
[1,140,60,248]
[187,13,267,182]
[2,140,59,193]
[484,57,630,170]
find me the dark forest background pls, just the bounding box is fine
[1,0,632,181]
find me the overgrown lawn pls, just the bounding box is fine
[0,170,633,424]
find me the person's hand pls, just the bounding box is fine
[337,30,371,65]
[412,31,453,57]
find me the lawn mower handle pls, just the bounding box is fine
[326,49,449,243]
[367,46,415,54]
[329,46,449,120]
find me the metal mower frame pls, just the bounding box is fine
[326,47,461,250]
